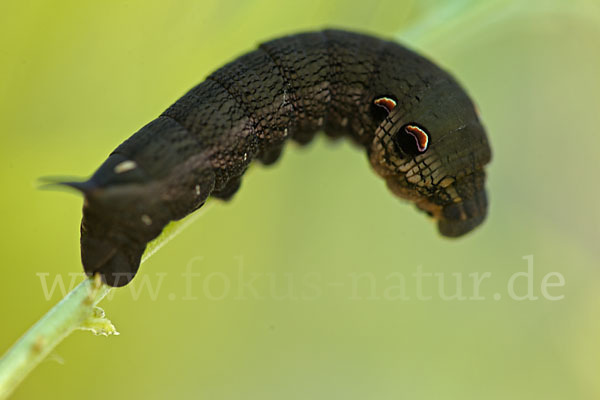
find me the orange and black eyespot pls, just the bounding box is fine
[393,123,430,156]
[373,96,397,113]
[372,96,397,120]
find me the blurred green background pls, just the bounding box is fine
[1,0,599,399]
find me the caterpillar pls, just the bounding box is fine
[60,29,492,287]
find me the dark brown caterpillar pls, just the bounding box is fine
[62,29,492,287]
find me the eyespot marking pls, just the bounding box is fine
[141,214,152,226]
[114,160,138,174]
[374,97,397,113]
[404,124,429,153]
[393,123,430,156]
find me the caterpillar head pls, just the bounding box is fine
[369,83,492,237]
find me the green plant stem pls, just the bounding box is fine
[0,276,111,400]
[0,201,213,399]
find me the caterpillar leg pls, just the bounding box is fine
[258,145,284,165]
[211,176,242,201]
[292,130,318,145]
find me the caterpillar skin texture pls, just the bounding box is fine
[67,29,492,287]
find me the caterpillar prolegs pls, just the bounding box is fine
[62,29,492,287]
